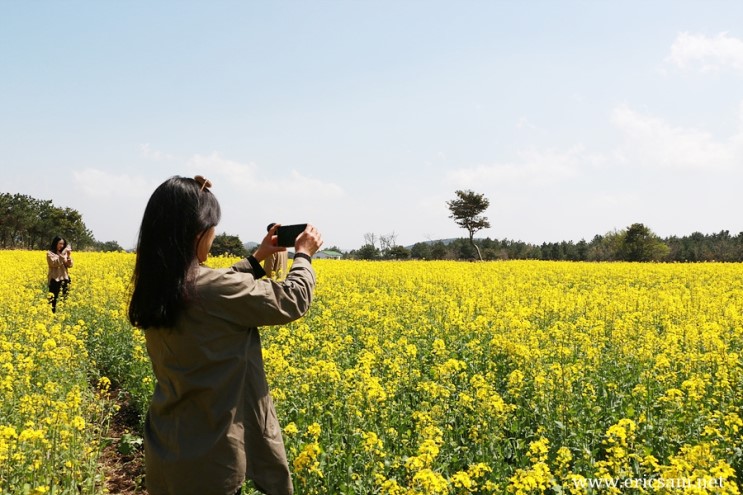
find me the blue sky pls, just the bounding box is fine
[3,1,743,250]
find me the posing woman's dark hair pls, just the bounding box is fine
[50,236,67,253]
[129,176,221,329]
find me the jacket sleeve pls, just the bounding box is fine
[199,256,316,327]
[231,257,266,278]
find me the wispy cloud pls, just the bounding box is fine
[666,32,743,73]
[187,152,260,189]
[185,152,344,199]
[73,169,155,198]
[611,103,743,170]
[446,146,590,189]
[281,170,345,198]
[446,99,743,196]
[74,151,344,204]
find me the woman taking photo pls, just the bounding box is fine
[47,236,73,313]
[128,175,322,495]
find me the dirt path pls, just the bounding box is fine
[99,394,147,494]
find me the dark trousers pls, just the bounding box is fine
[48,278,70,313]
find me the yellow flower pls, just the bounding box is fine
[306,422,321,439]
[380,478,406,495]
[412,468,449,494]
[467,462,492,478]
[361,431,384,456]
[450,470,475,490]
[528,437,550,464]
[292,441,323,479]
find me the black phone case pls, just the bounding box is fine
[277,224,307,247]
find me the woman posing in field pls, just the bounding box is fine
[128,175,322,495]
[47,235,72,313]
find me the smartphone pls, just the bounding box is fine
[277,224,307,247]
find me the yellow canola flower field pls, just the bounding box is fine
[231,257,743,494]
[0,251,142,495]
[1,252,742,494]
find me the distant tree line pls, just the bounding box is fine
[6,191,742,262]
[0,193,99,250]
[1,192,261,254]
[349,223,743,262]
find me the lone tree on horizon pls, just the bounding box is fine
[447,189,490,261]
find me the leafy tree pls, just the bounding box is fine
[709,230,736,261]
[211,233,249,258]
[575,239,589,261]
[446,190,490,260]
[618,223,669,262]
[410,242,432,260]
[0,193,93,249]
[356,243,380,260]
[452,238,477,260]
[54,207,95,249]
[587,231,624,261]
[430,241,449,260]
[94,240,124,252]
[385,245,410,260]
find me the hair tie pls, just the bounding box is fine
[194,175,212,191]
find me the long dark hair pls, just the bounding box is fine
[50,236,67,253]
[128,176,221,329]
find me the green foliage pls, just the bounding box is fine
[447,190,491,260]
[446,190,491,234]
[356,243,380,260]
[117,432,144,455]
[410,242,432,259]
[430,241,449,260]
[0,192,94,249]
[385,245,410,260]
[211,232,249,258]
[665,230,742,261]
[93,240,124,252]
[357,225,743,263]
[618,223,670,261]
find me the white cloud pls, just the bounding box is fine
[186,152,260,190]
[611,103,742,170]
[446,146,589,189]
[280,170,345,198]
[72,153,346,248]
[73,169,155,198]
[667,32,743,73]
[185,152,345,199]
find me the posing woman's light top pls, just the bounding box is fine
[47,251,72,282]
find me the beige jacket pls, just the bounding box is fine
[264,251,288,280]
[144,256,315,495]
[47,251,73,282]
